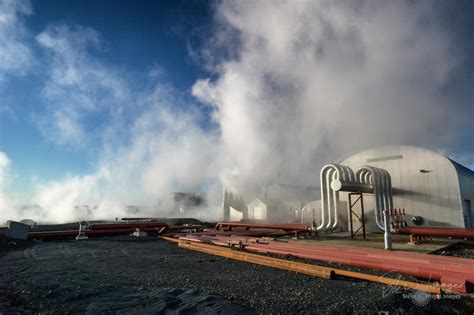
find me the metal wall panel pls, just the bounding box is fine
[339,145,473,230]
[457,167,474,227]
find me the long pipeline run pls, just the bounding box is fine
[170,232,474,293]
[215,222,311,238]
[161,236,441,297]
[396,227,474,244]
[28,222,202,240]
[397,227,474,239]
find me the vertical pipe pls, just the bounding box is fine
[384,169,394,211]
[349,194,354,238]
[376,169,386,230]
[372,169,385,230]
[383,210,392,250]
[330,169,339,230]
[325,168,334,230]
[321,164,393,233]
[360,193,366,239]
[318,165,331,231]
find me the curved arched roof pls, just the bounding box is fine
[342,145,473,175]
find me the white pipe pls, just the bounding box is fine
[331,165,353,230]
[320,164,342,232]
[325,165,340,231]
[374,168,386,230]
[324,168,336,230]
[329,169,338,230]
[320,164,393,233]
[355,166,394,231]
[383,209,392,250]
[320,164,357,232]
[318,165,333,231]
[383,169,394,211]
[375,168,385,229]
[356,167,385,230]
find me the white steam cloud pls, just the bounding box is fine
[192,0,471,193]
[1,0,472,223]
[0,152,12,223]
[0,0,32,84]
[35,25,128,147]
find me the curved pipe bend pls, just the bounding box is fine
[356,166,393,231]
[319,164,393,233]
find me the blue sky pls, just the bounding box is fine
[1,0,213,199]
[0,0,473,219]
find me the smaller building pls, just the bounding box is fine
[247,198,290,222]
[222,183,319,222]
[229,206,243,221]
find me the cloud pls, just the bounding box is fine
[0,152,12,223]
[35,25,128,147]
[27,84,220,223]
[31,173,104,223]
[25,25,220,223]
[0,151,10,182]
[133,90,219,198]
[0,0,32,85]
[193,0,473,193]
[3,0,473,224]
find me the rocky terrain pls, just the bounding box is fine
[0,236,473,314]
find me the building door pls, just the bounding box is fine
[463,199,472,228]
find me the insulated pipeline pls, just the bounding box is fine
[319,164,394,232]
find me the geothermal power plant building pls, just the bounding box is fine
[339,145,474,230]
[224,145,474,230]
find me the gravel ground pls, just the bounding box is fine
[430,241,474,259]
[0,236,473,314]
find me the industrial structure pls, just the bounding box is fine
[247,198,290,221]
[223,145,474,231]
[4,145,473,298]
[339,145,474,230]
[222,183,317,221]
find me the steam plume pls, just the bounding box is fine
[1,0,472,223]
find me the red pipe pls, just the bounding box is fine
[168,225,202,231]
[172,233,474,293]
[28,230,79,239]
[397,227,474,239]
[181,232,472,265]
[28,226,169,240]
[90,222,168,230]
[28,223,205,240]
[177,229,290,238]
[87,227,166,235]
[216,221,310,232]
